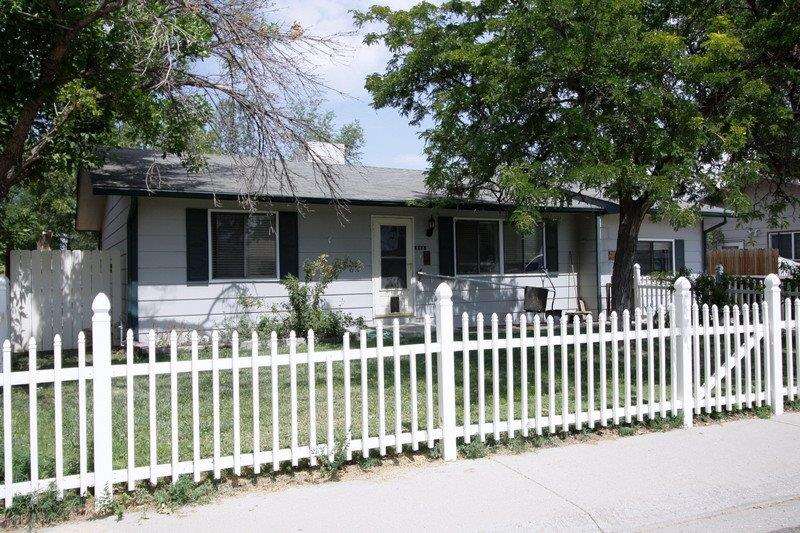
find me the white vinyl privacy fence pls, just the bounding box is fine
[0,276,797,504]
[7,250,124,351]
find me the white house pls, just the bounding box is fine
[714,182,800,263]
[75,148,725,337]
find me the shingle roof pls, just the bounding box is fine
[87,148,729,216]
[87,148,609,212]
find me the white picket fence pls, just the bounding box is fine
[0,276,797,505]
[7,250,124,351]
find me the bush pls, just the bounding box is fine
[259,254,366,341]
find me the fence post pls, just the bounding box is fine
[633,263,642,309]
[764,274,784,415]
[673,276,694,428]
[434,282,457,461]
[0,276,7,372]
[92,293,114,500]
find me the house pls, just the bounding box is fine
[715,182,800,264]
[75,148,725,337]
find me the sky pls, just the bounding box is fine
[271,0,430,169]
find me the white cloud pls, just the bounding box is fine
[272,0,427,98]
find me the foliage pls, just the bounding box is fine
[355,0,797,310]
[258,254,366,340]
[459,440,488,459]
[152,476,214,510]
[289,101,366,161]
[0,0,347,256]
[317,429,352,479]
[2,484,84,528]
[691,272,733,308]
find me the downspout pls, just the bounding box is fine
[595,214,604,312]
[701,216,728,273]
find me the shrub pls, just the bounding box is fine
[260,254,366,341]
[459,440,488,459]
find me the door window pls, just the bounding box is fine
[380,225,407,289]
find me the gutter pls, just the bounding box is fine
[90,186,609,214]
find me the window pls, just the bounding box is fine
[634,240,673,275]
[455,220,499,274]
[503,222,545,273]
[769,232,800,260]
[210,211,277,279]
[380,225,407,289]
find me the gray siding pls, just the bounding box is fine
[100,195,129,321]
[597,213,704,309]
[134,198,594,335]
[716,186,800,252]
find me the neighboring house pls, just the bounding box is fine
[75,148,725,337]
[715,183,800,262]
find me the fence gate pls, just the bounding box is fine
[8,250,123,351]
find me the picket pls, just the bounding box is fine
[2,277,798,505]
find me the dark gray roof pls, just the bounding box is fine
[88,148,610,212]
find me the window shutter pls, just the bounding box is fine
[674,239,685,271]
[438,216,454,276]
[279,211,299,279]
[186,208,209,283]
[545,219,559,272]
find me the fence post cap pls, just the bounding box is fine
[92,292,111,312]
[673,276,692,291]
[435,281,453,299]
[764,273,781,289]
[0,275,7,286]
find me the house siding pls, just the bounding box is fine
[132,197,596,335]
[100,195,129,324]
[596,213,704,309]
[716,185,800,253]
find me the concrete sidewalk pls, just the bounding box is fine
[49,413,800,532]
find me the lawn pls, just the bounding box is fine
[0,330,687,485]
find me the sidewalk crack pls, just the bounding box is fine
[488,456,605,532]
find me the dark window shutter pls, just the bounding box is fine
[438,216,454,276]
[674,239,685,271]
[279,211,299,279]
[186,208,209,283]
[545,219,559,272]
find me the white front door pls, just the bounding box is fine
[371,216,414,317]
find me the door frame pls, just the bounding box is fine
[370,215,415,318]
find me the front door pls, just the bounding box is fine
[371,217,414,317]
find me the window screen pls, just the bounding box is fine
[634,241,673,275]
[211,212,277,279]
[503,222,545,273]
[770,232,796,260]
[455,220,499,274]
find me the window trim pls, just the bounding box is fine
[207,208,281,282]
[767,230,800,260]
[452,217,548,277]
[635,238,676,274]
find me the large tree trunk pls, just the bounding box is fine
[610,197,651,313]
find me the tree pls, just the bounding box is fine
[356,0,782,311]
[0,0,346,213]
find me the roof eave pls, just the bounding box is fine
[91,186,608,214]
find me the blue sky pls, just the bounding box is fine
[273,0,430,169]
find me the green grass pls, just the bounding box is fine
[0,330,789,490]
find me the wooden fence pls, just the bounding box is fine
[1,278,796,504]
[7,250,123,351]
[707,248,779,276]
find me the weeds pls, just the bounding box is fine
[317,430,351,479]
[1,484,84,528]
[755,406,773,419]
[618,426,637,437]
[459,440,489,459]
[426,442,443,460]
[357,454,382,471]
